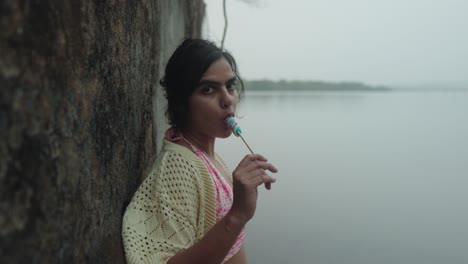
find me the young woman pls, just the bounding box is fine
[122,39,278,264]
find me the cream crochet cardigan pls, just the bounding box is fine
[122,140,221,263]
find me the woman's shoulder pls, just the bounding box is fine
[144,140,209,185]
[128,140,208,204]
[159,139,205,171]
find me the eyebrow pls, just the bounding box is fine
[198,77,237,87]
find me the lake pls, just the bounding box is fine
[217,90,468,264]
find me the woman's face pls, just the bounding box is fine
[185,57,239,139]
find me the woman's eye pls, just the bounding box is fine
[202,86,214,94]
[226,82,237,90]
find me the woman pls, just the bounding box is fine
[122,39,278,264]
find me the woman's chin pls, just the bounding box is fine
[218,129,233,139]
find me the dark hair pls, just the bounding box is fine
[159,38,244,129]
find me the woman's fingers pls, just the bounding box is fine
[254,164,277,190]
[234,153,279,190]
[238,154,268,165]
[242,160,278,174]
[230,154,279,220]
[255,171,277,185]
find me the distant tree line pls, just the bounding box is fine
[243,79,392,91]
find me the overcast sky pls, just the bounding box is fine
[203,0,468,87]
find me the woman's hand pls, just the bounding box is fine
[229,154,278,223]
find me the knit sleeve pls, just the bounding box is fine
[122,152,205,264]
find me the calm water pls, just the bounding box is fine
[217,90,468,264]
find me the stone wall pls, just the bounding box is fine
[0,0,204,262]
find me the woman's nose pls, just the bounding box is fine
[220,87,235,109]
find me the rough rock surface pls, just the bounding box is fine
[0,0,204,262]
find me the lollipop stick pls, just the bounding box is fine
[239,134,255,154]
[225,110,255,154]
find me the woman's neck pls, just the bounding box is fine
[182,130,216,159]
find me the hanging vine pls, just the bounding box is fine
[220,0,260,49]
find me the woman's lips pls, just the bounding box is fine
[224,112,235,120]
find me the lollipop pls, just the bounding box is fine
[226,116,274,190]
[225,116,254,154]
[225,116,242,136]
